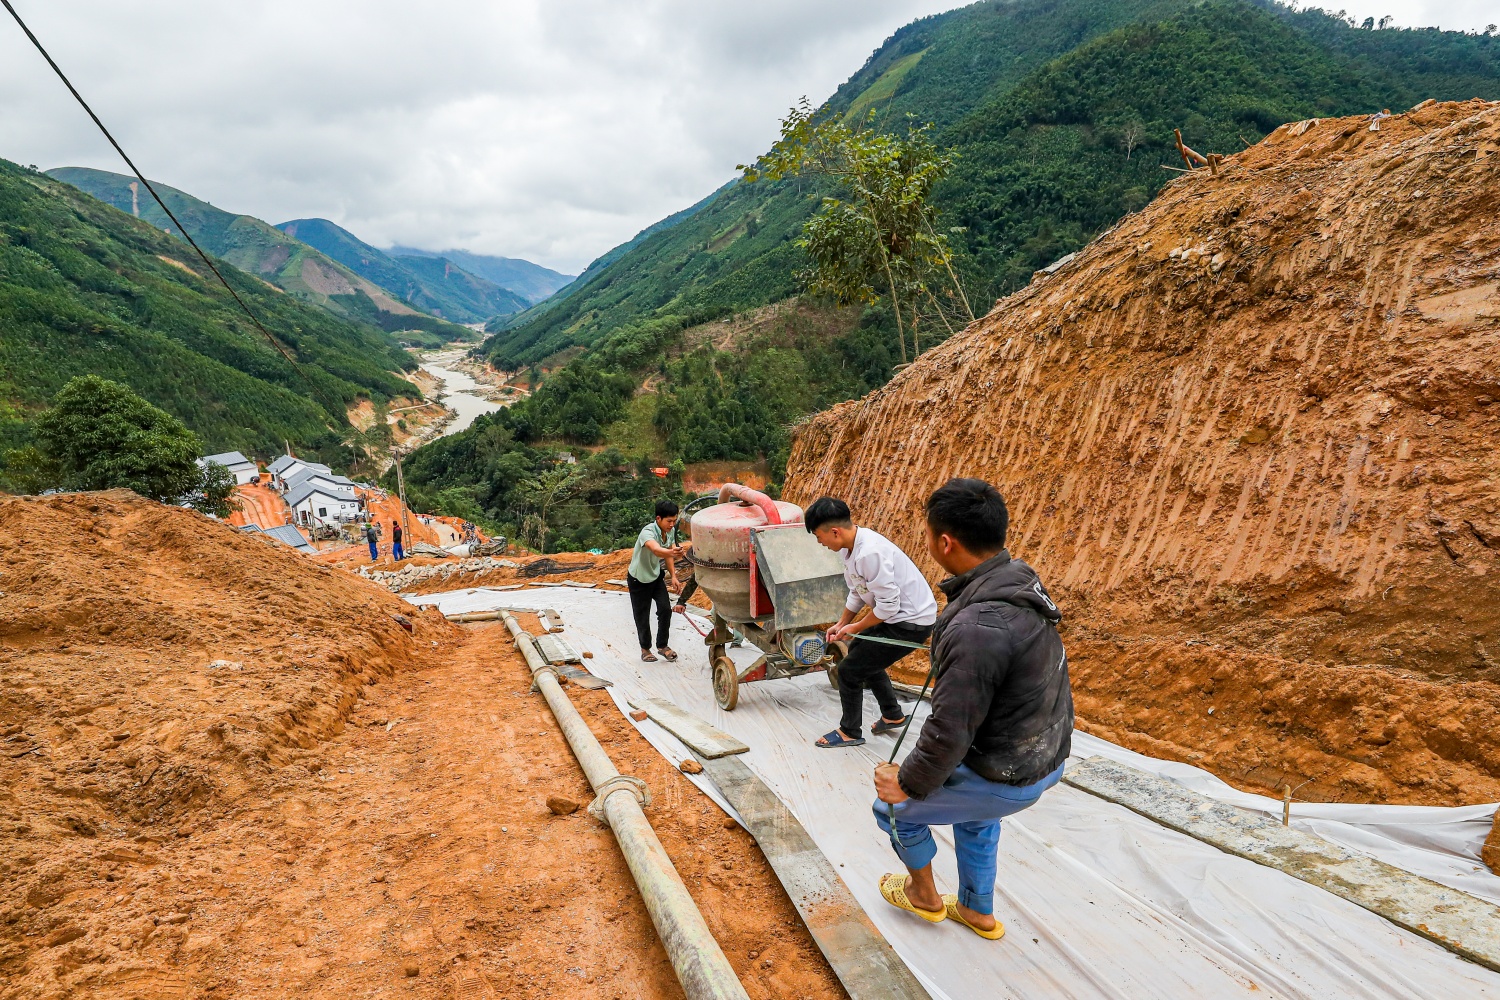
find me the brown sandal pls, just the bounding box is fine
[657,647,679,662]
[641,650,658,662]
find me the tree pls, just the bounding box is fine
[190,461,242,518]
[741,100,974,364]
[1121,118,1146,160]
[33,375,202,503]
[517,465,581,552]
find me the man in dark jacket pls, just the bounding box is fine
[873,478,1072,942]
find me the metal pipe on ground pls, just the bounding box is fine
[499,610,751,1000]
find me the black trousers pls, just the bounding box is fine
[627,572,672,650]
[838,621,934,735]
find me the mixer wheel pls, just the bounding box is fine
[826,661,840,689]
[712,656,739,711]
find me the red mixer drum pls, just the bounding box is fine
[687,486,803,624]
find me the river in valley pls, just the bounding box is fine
[419,352,504,436]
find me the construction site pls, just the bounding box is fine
[5,100,1500,1000]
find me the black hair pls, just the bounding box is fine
[925,478,1008,553]
[654,499,680,519]
[804,496,853,533]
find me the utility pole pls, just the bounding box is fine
[394,449,413,548]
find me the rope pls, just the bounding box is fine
[882,648,939,855]
[1,0,341,422]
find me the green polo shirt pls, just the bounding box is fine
[629,522,678,583]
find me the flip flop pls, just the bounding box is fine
[942,895,1005,940]
[879,873,946,923]
[657,647,679,662]
[641,650,658,662]
[870,716,908,736]
[815,729,865,748]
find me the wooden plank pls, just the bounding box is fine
[534,634,583,665]
[700,755,932,1000]
[543,608,564,629]
[557,664,611,690]
[627,697,748,758]
[1065,757,1500,973]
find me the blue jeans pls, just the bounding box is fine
[873,761,1064,915]
[368,541,379,561]
[393,541,405,561]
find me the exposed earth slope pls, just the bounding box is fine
[0,491,841,998]
[787,101,1500,808]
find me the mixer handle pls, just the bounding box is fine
[716,483,783,525]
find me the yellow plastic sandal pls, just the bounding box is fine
[942,894,1005,940]
[879,873,946,923]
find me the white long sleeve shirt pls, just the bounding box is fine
[841,527,938,626]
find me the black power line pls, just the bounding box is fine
[1,0,338,421]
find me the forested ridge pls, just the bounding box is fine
[397,0,1500,551]
[0,159,418,466]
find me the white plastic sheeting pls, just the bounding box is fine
[414,587,1500,999]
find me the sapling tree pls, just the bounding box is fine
[741,99,974,364]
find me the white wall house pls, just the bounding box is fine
[287,483,360,527]
[267,454,332,492]
[283,467,357,498]
[198,451,259,486]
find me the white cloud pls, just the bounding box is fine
[0,1,966,272]
[0,1,1494,273]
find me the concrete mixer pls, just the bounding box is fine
[684,484,849,710]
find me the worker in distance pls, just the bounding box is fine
[872,478,1072,941]
[627,499,686,662]
[805,495,938,748]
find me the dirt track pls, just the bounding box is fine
[0,493,843,999]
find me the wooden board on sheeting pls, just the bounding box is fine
[627,697,748,758]
[700,754,932,1000]
[1065,756,1500,973]
[557,664,611,689]
[534,634,583,665]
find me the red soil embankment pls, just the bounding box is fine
[788,100,1500,811]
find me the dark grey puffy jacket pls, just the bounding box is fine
[897,551,1073,798]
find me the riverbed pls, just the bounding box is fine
[419,351,504,436]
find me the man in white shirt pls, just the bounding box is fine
[806,496,938,749]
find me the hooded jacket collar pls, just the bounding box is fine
[937,549,1061,630]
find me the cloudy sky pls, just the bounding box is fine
[0,1,1493,274]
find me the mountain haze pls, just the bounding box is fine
[277,219,529,322]
[389,246,574,304]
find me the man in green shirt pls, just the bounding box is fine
[629,500,685,662]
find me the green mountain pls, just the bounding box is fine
[0,158,417,464]
[481,0,1500,368]
[43,167,449,326]
[393,0,1500,552]
[278,218,529,322]
[389,246,574,304]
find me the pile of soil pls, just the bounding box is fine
[0,492,838,998]
[788,101,1500,813]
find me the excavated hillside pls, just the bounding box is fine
[0,493,841,999]
[787,99,1500,810]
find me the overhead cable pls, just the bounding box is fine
[1,0,337,418]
